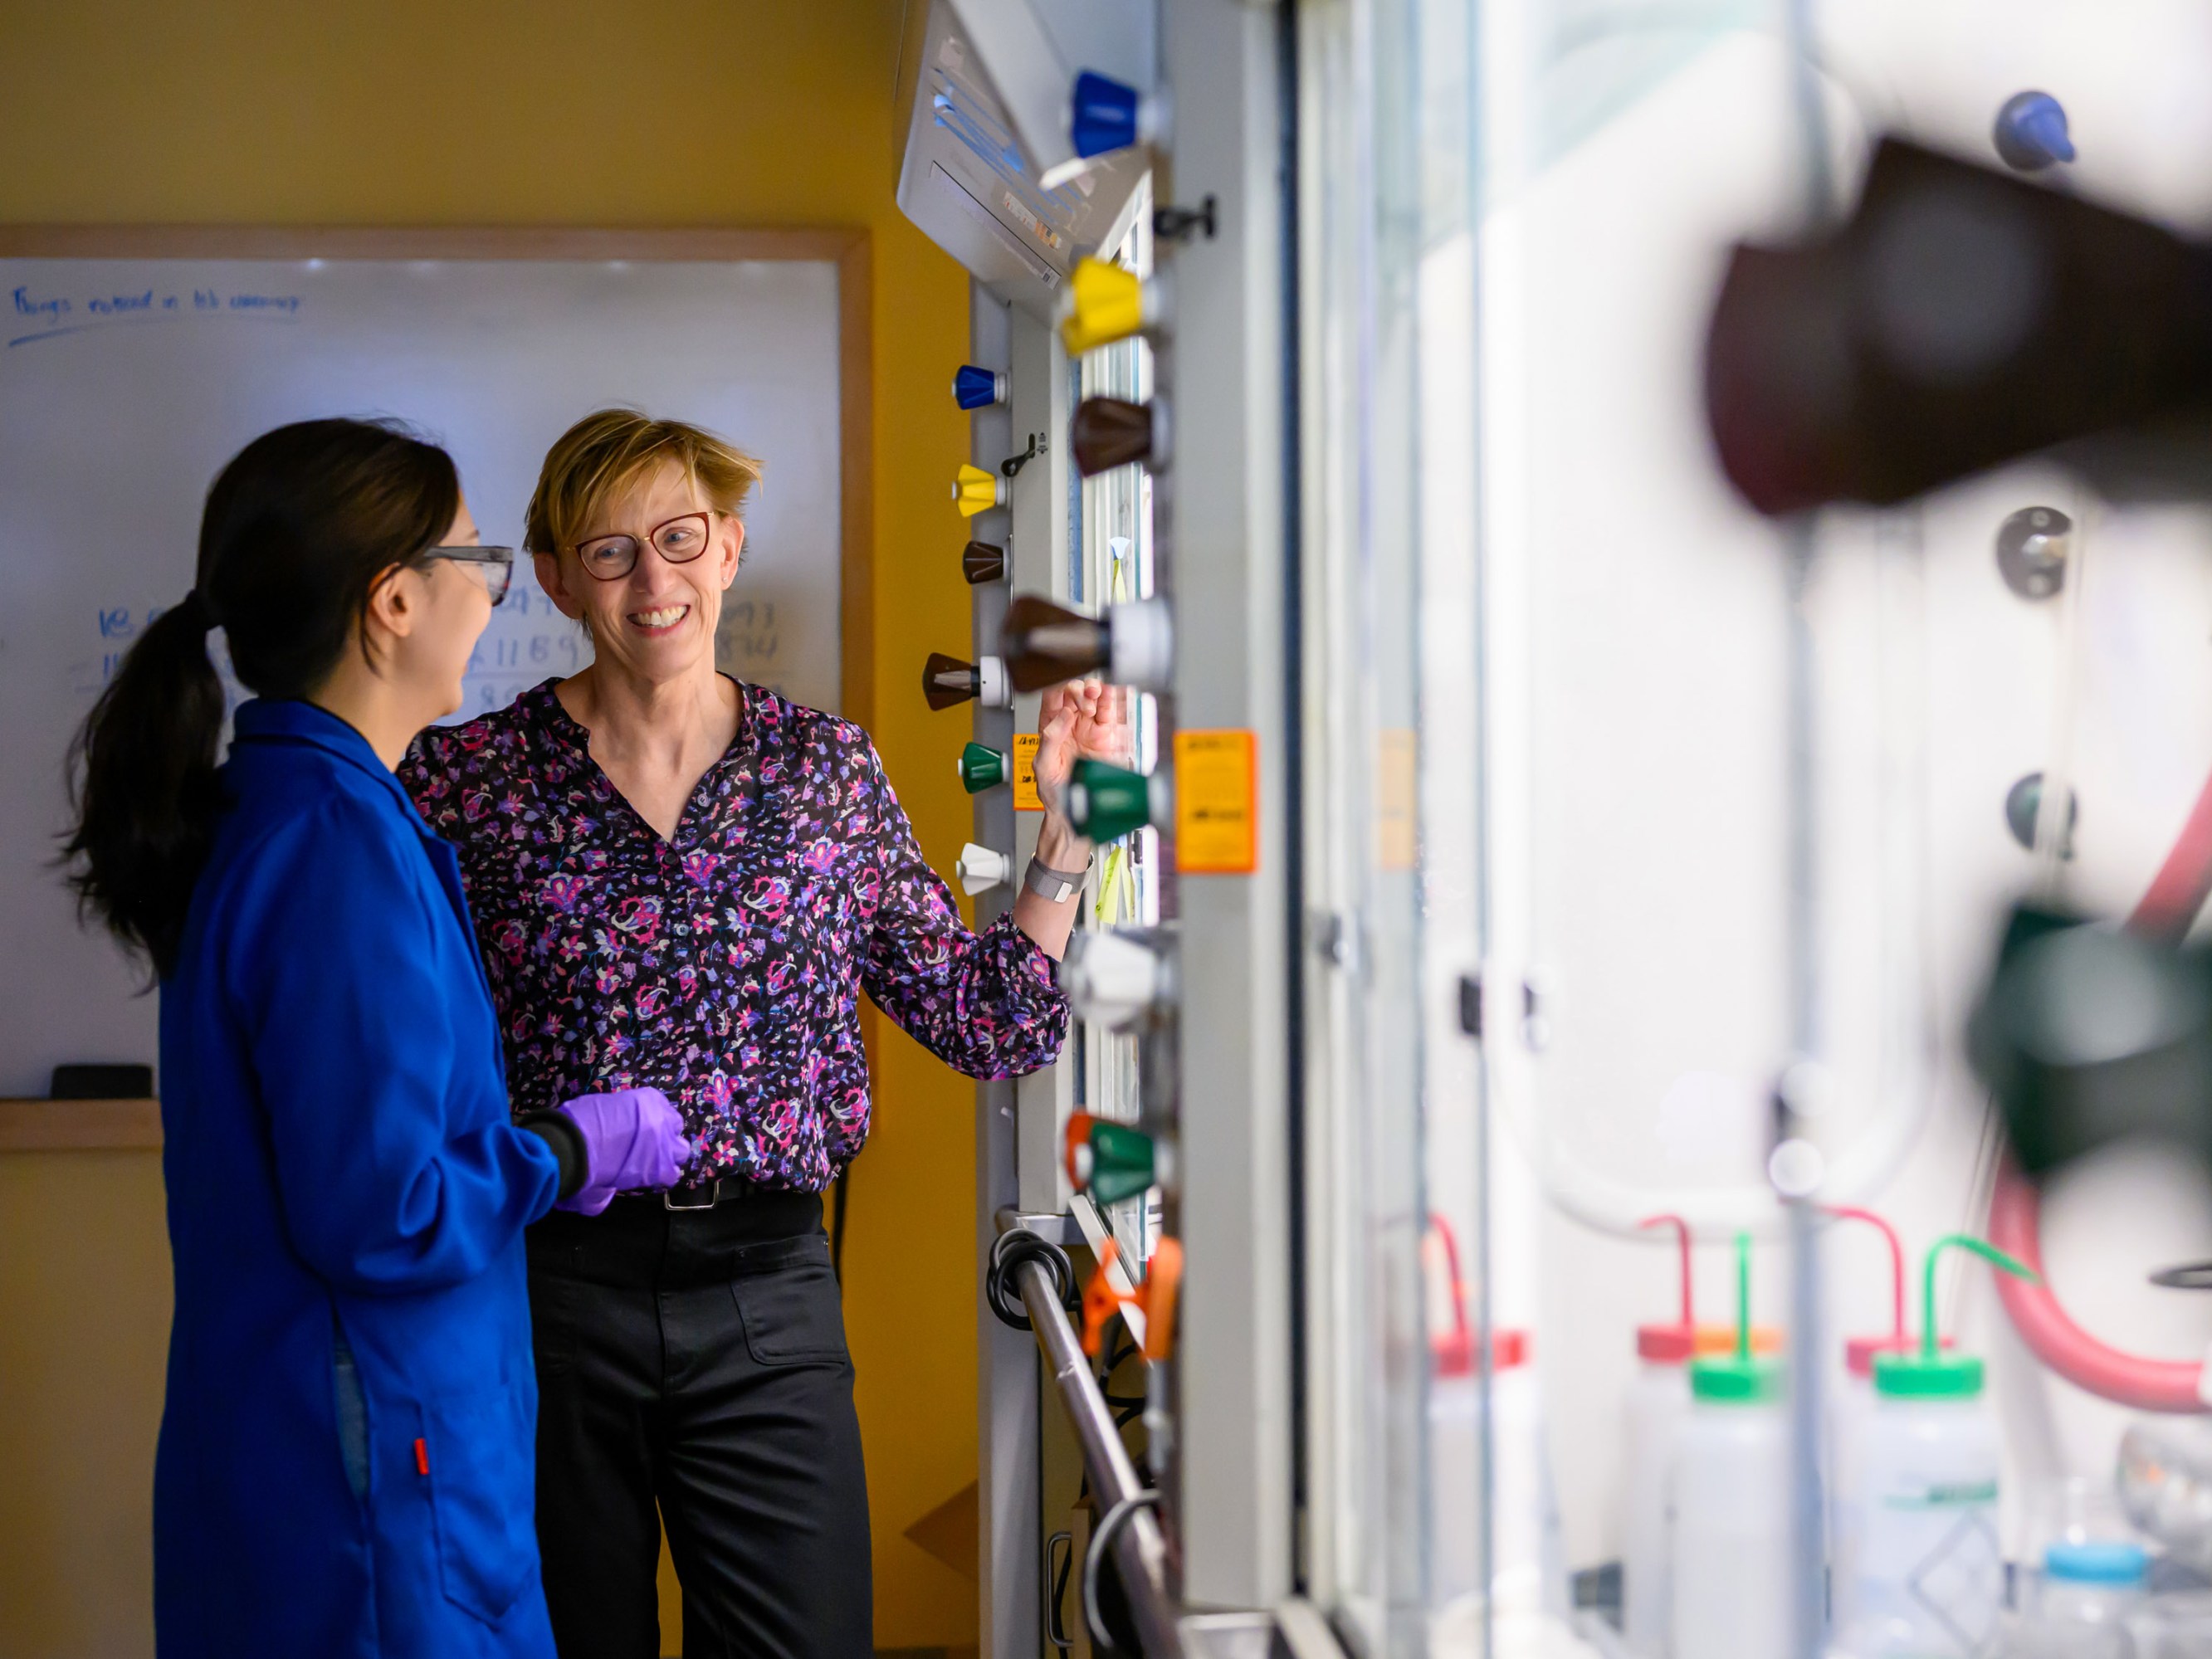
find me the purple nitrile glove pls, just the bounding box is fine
[554,1086,692,1215]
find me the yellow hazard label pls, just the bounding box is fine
[1174,729,1257,874]
[1013,731,1043,812]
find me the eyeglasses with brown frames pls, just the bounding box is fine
[571,511,717,582]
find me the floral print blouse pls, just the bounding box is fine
[400,678,1067,1191]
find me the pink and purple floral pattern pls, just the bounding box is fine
[401,679,1067,1190]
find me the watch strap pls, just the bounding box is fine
[1023,855,1091,903]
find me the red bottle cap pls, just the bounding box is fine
[1425,1217,1531,1377]
[1435,1327,1533,1377]
[1636,1214,1701,1364]
[1644,1320,1780,1362]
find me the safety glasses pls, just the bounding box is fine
[421,544,515,607]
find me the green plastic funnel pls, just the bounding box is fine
[1067,759,1160,842]
[958,742,1008,794]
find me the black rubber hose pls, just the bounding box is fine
[985,1227,1077,1331]
[1082,1491,1160,1657]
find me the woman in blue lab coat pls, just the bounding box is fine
[61,418,691,1658]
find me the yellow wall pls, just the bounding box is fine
[0,2,983,1651]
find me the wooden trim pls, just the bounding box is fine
[836,232,874,729]
[0,222,876,721]
[0,1098,162,1152]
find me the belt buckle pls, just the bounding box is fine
[664,1178,721,1212]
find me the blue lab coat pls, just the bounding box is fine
[153,698,563,1658]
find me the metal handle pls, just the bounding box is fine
[998,1209,1184,1657]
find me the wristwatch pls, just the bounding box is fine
[1023,853,1092,903]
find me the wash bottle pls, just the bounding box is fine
[1824,1206,1924,1635]
[1844,1232,2036,1657]
[1487,1325,1567,1620]
[1624,1215,1702,1657]
[1426,1217,1565,1618]
[1672,1232,1793,1659]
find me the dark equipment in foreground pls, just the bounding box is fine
[1706,139,2212,516]
[1704,139,2212,1186]
[1970,907,2212,1178]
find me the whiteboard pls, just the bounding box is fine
[0,251,845,1096]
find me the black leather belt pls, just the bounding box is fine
[533,1185,828,1286]
[660,1176,737,1212]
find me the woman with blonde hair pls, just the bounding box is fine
[403,408,1117,1657]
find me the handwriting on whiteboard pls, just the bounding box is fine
[448,574,592,720]
[11,283,305,349]
[718,598,781,666]
[85,586,802,721]
[82,603,246,708]
[85,597,584,725]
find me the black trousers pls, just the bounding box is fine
[525,1186,872,1659]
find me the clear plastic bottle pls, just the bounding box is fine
[1432,1328,1485,1608]
[1487,1332,1568,1620]
[1428,1218,1485,1612]
[2006,1541,2146,1657]
[1824,1206,1921,1640]
[1849,1385,2004,1654]
[1624,1214,1701,1659]
[1843,1232,2035,1658]
[1671,1234,1792,1659]
[1428,1217,1565,1622]
[1832,1332,1917,1640]
[1433,1354,1568,1616]
[1624,1321,1697,1658]
[1627,1320,1788,1657]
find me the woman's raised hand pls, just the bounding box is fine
[1032,680,1134,823]
[1013,681,1136,954]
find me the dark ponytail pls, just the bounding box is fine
[62,418,460,977]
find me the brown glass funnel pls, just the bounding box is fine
[1071,397,1160,477]
[1000,594,1110,691]
[962,539,1006,584]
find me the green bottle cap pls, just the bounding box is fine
[1873,1231,2036,1402]
[1067,759,1155,841]
[1689,1355,1785,1403]
[1872,1351,1986,1398]
[958,742,1008,794]
[1082,1120,1156,1205]
[1688,1231,1785,1406]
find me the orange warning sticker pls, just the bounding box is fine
[1013,732,1043,812]
[1174,729,1258,874]
[1377,727,1417,871]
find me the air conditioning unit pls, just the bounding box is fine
[896,0,1153,319]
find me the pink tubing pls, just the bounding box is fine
[1986,1161,2205,1412]
[1980,763,2212,1413]
[2128,764,2212,945]
[1825,1206,1908,1349]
